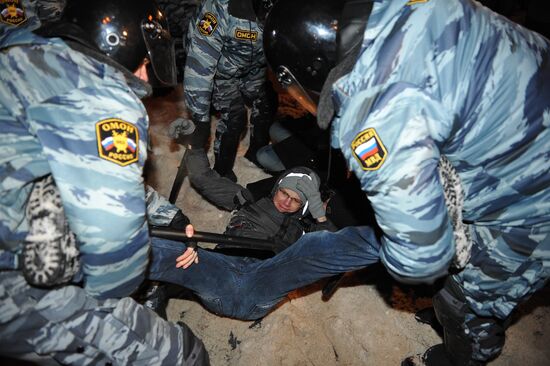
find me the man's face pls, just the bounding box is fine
[133,58,149,82]
[273,188,303,214]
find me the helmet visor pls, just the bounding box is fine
[141,16,177,86]
[276,65,318,116]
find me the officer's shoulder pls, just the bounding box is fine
[205,0,230,10]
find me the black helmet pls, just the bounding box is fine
[264,0,372,124]
[61,0,176,86]
[263,0,343,115]
[252,0,276,24]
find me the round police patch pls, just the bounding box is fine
[0,0,28,26]
[197,12,218,36]
[96,118,139,166]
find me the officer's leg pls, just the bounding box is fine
[182,117,212,190]
[187,120,211,150]
[149,226,381,320]
[413,225,550,366]
[428,277,501,366]
[0,271,209,365]
[212,80,246,181]
[243,80,277,165]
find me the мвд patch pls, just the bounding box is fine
[198,12,218,36]
[0,0,28,26]
[96,119,139,166]
[351,128,387,171]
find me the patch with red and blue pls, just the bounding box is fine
[351,128,387,171]
[96,118,139,166]
[0,0,27,26]
[198,12,218,36]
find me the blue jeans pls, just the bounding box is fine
[148,226,381,320]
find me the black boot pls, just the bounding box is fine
[178,321,211,366]
[213,127,239,182]
[401,344,454,366]
[414,307,443,335]
[213,146,238,182]
[142,282,169,320]
[402,343,485,366]
[243,124,270,168]
[421,344,454,366]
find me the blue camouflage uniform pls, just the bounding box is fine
[184,0,273,178]
[328,0,550,361]
[0,29,206,364]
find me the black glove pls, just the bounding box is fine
[168,117,196,144]
[168,210,196,249]
[169,210,191,231]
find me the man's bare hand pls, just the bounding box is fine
[175,224,199,269]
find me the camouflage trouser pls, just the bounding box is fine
[436,224,550,363]
[0,271,209,365]
[211,72,274,175]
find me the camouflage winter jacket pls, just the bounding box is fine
[0,29,152,299]
[331,0,550,282]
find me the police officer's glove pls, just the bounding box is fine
[169,210,196,250]
[168,117,196,145]
[169,210,191,231]
[296,176,325,219]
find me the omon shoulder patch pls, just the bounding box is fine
[96,118,139,166]
[0,0,28,26]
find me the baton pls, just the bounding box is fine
[150,226,281,252]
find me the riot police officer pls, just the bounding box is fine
[182,0,276,183]
[0,0,209,364]
[262,0,550,365]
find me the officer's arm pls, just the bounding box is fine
[145,185,181,226]
[28,84,150,299]
[348,84,456,284]
[183,0,226,123]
